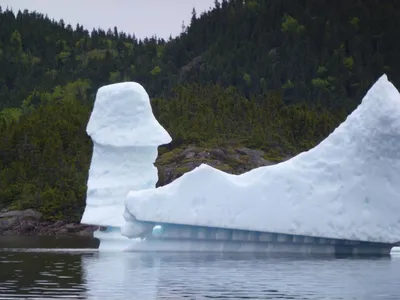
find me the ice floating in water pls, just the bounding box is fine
[123,74,400,244]
[80,81,171,251]
[82,74,400,252]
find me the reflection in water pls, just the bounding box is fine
[82,252,161,299]
[1,246,400,299]
[82,252,400,300]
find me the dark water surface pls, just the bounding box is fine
[1,237,400,300]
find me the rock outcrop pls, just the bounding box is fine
[156,145,287,186]
[0,209,99,236]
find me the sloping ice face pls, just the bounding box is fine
[123,74,400,244]
[82,74,400,252]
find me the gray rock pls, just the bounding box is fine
[19,221,35,233]
[236,147,274,167]
[64,223,84,233]
[0,209,43,220]
[0,217,18,229]
[53,220,65,227]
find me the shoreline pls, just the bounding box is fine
[0,209,101,236]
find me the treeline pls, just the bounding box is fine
[1,1,398,111]
[0,0,399,221]
[0,81,342,221]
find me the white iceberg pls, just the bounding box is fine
[80,81,171,250]
[123,74,400,244]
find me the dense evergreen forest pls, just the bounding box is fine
[0,0,398,222]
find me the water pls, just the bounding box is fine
[1,237,400,300]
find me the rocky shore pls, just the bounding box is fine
[0,209,99,236]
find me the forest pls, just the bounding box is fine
[0,0,398,222]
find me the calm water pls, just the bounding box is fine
[1,237,400,300]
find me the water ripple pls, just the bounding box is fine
[0,250,399,299]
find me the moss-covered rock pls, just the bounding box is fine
[156,144,285,186]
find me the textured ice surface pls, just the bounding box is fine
[125,74,400,244]
[80,82,171,250]
[86,82,171,147]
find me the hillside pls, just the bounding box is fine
[0,0,399,223]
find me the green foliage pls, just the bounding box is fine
[150,66,161,76]
[349,17,360,29]
[246,0,258,10]
[152,84,337,153]
[311,78,330,89]
[281,15,306,34]
[10,30,22,53]
[0,81,92,222]
[109,71,121,83]
[282,80,294,89]
[0,107,22,125]
[243,73,251,85]
[87,49,107,60]
[0,1,398,113]
[0,1,400,221]
[343,56,354,70]
[317,66,327,75]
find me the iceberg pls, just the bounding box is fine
[80,81,171,250]
[123,74,400,244]
[81,74,400,254]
